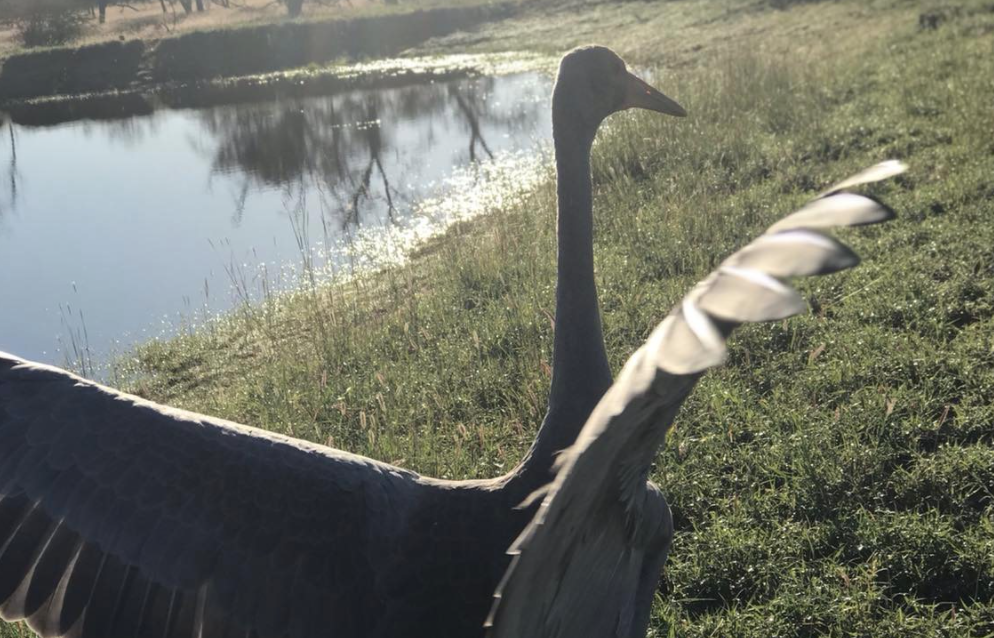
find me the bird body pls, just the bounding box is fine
[0,339,672,638]
[1,351,679,638]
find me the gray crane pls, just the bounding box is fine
[0,46,688,638]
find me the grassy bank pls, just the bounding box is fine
[4,0,993,636]
[0,2,511,102]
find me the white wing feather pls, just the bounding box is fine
[819,159,907,197]
[766,192,895,234]
[723,229,859,278]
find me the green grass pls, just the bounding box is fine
[4,0,993,636]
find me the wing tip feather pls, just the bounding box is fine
[820,159,908,197]
[652,160,906,378]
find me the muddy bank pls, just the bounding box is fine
[0,3,513,103]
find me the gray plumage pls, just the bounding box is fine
[0,46,689,638]
[486,161,907,638]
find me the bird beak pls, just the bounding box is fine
[621,71,687,117]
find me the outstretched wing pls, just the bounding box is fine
[487,161,907,638]
[0,356,415,638]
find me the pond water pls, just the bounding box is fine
[0,70,553,370]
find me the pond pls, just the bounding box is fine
[0,68,553,371]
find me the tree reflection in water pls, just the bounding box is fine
[197,74,547,240]
[0,120,19,217]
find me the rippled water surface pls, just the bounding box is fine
[0,70,553,368]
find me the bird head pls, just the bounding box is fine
[553,46,686,134]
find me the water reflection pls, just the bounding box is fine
[0,72,552,368]
[0,120,18,215]
[200,76,537,231]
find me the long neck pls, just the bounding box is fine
[548,122,613,415]
[508,106,612,492]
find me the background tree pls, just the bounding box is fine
[285,0,304,17]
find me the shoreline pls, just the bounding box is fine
[1,51,553,127]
